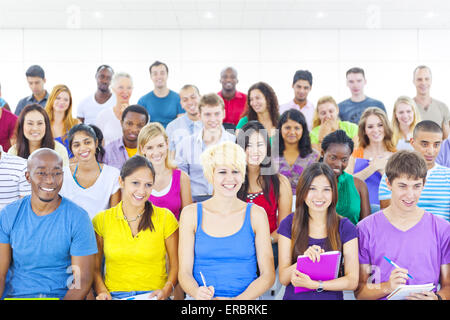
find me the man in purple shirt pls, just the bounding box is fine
[103,105,148,170]
[279,70,314,131]
[356,150,450,300]
[436,136,450,168]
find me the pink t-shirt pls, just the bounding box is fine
[0,108,18,152]
[149,169,182,220]
[357,210,450,299]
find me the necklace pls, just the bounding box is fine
[124,211,144,222]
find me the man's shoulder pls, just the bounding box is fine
[1,196,30,216]
[166,115,185,131]
[356,210,383,230]
[104,138,122,152]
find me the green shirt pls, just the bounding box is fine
[336,171,361,225]
[309,120,358,145]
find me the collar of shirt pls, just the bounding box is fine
[27,91,49,103]
[194,125,230,146]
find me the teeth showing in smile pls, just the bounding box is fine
[133,194,144,200]
[223,184,236,190]
[41,187,55,192]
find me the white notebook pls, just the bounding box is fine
[387,283,435,300]
[120,293,157,300]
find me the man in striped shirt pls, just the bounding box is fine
[378,120,450,222]
[0,146,31,211]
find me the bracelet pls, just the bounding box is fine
[435,292,443,300]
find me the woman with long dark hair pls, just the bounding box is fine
[59,123,121,220]
[274,109,319,194]
[237,120,292,269]
[8,103,69,166]
[236,82,280,141]
[278,162,359,300]
[93,155,179,300]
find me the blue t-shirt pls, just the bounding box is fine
[0,196,98,299]
[338,97,386,124]
[137,90,184,128]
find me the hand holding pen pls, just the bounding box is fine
[195,271,215,300]
[384,256,413,292]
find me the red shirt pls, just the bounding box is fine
[245,185,278,234]
[0,108,18,152]
[218,91,247,125]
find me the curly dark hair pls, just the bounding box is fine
[242,82,279,128]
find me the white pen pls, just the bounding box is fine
[200,271,207,287]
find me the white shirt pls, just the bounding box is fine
[95,107,123,146]
[77,93,117,125]
[59,164,120,219]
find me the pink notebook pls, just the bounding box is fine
[295,250,341,293]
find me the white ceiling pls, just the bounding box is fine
[1,0,450,29]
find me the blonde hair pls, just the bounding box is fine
[111,72,133,88]
[137,122,176,170]
[200,141,246,185]
[391,96,421,146]
[358,107,396,152]
[312,96,339,129]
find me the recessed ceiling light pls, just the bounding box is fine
[204,11,215,19]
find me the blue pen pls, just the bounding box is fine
[383,256,414,279]
[126,297,135,300]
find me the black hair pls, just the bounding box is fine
[121,104,149,123]
[293,70,313,86]
[236,120,280,206]
[25,65,45,79]
[149,60,168,74]
[96,64,114,74]
[121,155,156,232]
[321,130,355,154]
[68,123,106,163]
[413,120,443,138]
[276,109,313,158]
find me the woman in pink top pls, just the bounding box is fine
[137,122,192,220]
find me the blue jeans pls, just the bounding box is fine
[110,290,153,300]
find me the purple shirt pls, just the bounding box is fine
[357,210,450,300]
[103,138,129,170]
[436,137,450,168]
[278,213,358,300]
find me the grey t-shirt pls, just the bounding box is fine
[338,97,386,124]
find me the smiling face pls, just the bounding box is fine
[141,134,168,167]
[249,89,267,114]
[220,68,238,92]
[113,77,133,105]
[304,174,333,213]
[53,90,71,113]
[246,131,267,166]
[150,64,168,90]
[200,104,224,131]
[71,131,98,163]
[387,174,424,212]
[413,67,432,96]
[364,114,385,143]
[281,118,303,146]
[179,87,200,118]
[212,165,243,197]
[23,110,46,143]
[26,151,63,204]
[122,111,148,148]
[323,143,352,177]
[120,166,154,207]
[395,102,414,128]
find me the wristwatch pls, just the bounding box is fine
[435,293,443,300]
[316,281,324,293]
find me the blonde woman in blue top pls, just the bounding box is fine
[178,141,275,300]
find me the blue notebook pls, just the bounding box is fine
[295,250,341,293]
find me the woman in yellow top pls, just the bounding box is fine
[93,155,179,300]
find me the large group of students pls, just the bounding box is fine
[0,61,448,301]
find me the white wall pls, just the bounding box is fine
[1,28,450,120]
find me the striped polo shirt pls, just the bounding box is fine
[378,163,450,222]
[0,147,31,211]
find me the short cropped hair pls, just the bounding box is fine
[293,70,313,86]
[149,61,168,74]
[346,67,365,78]
[96,64,114,74]
[180,84,200,96]
[385,150,427,184]
[198,93,225,113]
[111,72,133,88]
[413,65,432,79]
[413,120,443,138]
[26,65,45,79]
[200,141,246,185]
[121,104,149,123]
